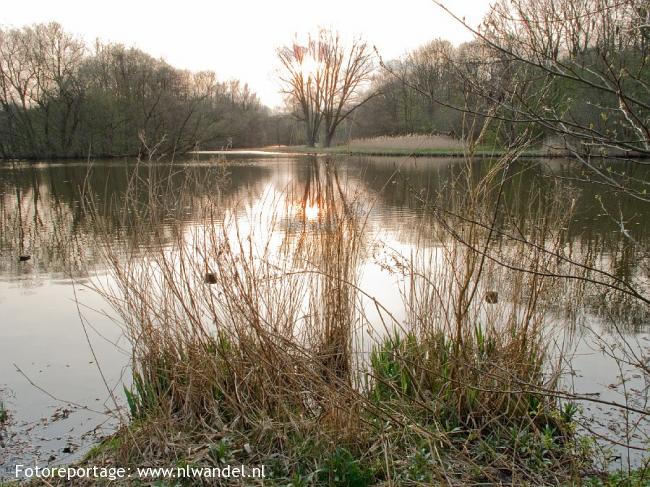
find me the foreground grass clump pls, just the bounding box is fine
[83,327,584,486]
[77,159,599,485]
[583,465,650,487]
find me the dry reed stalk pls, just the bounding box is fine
[77,153,592,485]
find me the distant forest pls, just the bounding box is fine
[0,22,470,159]
[2,1,648,159]
[0,23,300,159]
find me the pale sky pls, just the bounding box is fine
[2,0,492,107]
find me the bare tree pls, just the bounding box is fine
[0,23,86,157]
[277,34,323,147]
[320,32,375,147]
[0,23,278,158]
[277,29,375,147]
[434,0,650,163]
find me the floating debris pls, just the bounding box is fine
[485,291,499,304]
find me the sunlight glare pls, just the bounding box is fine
[304,201,320,220]
[300,55,320,80]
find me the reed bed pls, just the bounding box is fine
[75,156,596,486]
[343,134,466,151]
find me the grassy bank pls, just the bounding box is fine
[260,134,644,159]
[265,145,550,158]
[263,135,548,158]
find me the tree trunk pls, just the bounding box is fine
[306,124,317,147]
[324,130,334,148]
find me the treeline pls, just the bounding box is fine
[350,37,538,144]
[352,0,649,153]
[4,0,648,157]
[352,39,465,139]
[0,23,296,159]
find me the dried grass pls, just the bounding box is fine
[343,134,466,151]
[74,155,592,486]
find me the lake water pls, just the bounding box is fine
[0,154,648,476]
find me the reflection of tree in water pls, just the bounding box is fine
[2,155,648,328]
[350,155,650,328]
[0,161,271,282]
[1,165,90,279]
[280,158,368,384]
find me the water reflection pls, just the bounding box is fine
[0,155,648,472]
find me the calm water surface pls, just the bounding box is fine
[1,154,648,474]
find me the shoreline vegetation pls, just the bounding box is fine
[257,134,650,159]
[8,152,641,486]
[57,160,570,486]
[4,133,647,162]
